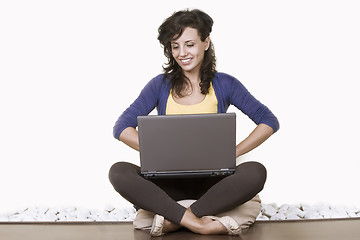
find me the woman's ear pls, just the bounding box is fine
[204,37,210,51]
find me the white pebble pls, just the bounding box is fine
[269,203,279,209]
[279,204,290,212]
[126,211,136,220]
[345,206,360,215]
[65,206,77,213]
[304,211,323,219]
[126,207,136,214]
[111,208,128,218]
[98,212,111,221]
[21,214,37,221]
[301,204,312,212]
[314,203,330,211]
[8,216,23,222]
[285,209,302,218]
[347,211,357,218]
[37,206,49,215]
[256,215,269,221]
[86,215,97,221]
[261,204,277,217]
[23,208,37,216]
[286,214,301,220]
[48,209,59,215]
[270,213,286,220]
[75,208,90,220]
[318,209,332,219]
[43,213,58,221]
[104,204,115,212]
[89,208,102,217]
[13,207,28,215]
[56,212,68,221]
[330,210,349,219]
[110,209,127,220]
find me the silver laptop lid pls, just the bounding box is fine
[138,113,236,178]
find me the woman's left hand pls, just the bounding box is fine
[235,124,274,158]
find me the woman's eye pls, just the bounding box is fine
[172,46,178,49]
[187,44,194,47]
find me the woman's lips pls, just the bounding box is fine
[180,58,192,65]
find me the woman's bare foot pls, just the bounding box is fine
[162,219,182,233]
[179,209,227,235]
[201,218,228,235]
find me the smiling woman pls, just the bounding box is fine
[170,28,210,77]
[168,27,210,105]
[171,27,210,105]
[110,8,279,237]
[158,9,216,99]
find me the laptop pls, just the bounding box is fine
[137,113,236,179]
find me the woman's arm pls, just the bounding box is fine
[222,74,280,134]
[236,123,274,158]
[113,74,164,140]
[119,127,140,151]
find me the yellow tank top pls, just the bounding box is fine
[166,82,218,115]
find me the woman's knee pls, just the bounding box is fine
[108,161,139,189]
[237,161,267,190]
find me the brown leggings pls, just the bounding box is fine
[108,161,266,224]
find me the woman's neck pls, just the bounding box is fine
[184,71,201,85]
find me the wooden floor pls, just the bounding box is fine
[1,218,360,240]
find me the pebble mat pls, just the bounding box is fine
[1,203,360,222]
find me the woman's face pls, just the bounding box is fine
[171,27,210,76]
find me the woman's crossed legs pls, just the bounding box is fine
[108,161,266,234]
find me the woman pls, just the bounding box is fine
[109,9,279,235]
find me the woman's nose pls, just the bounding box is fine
[179,46,187,57]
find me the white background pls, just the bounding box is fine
[1,0,359,213]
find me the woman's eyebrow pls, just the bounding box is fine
[171,40,195,44]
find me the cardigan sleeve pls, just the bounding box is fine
[113,75,163,140]
[227,74,280,133]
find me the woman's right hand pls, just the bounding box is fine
[119,127,140,151]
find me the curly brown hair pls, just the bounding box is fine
[158,9,217,97]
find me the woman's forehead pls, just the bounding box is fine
[171,27,200,43]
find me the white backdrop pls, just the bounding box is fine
[1,0,359,213]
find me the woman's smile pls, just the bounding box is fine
[180,58,192,65]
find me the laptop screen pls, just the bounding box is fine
[138,113,236,178]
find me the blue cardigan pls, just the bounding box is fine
[113,72,279,139]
